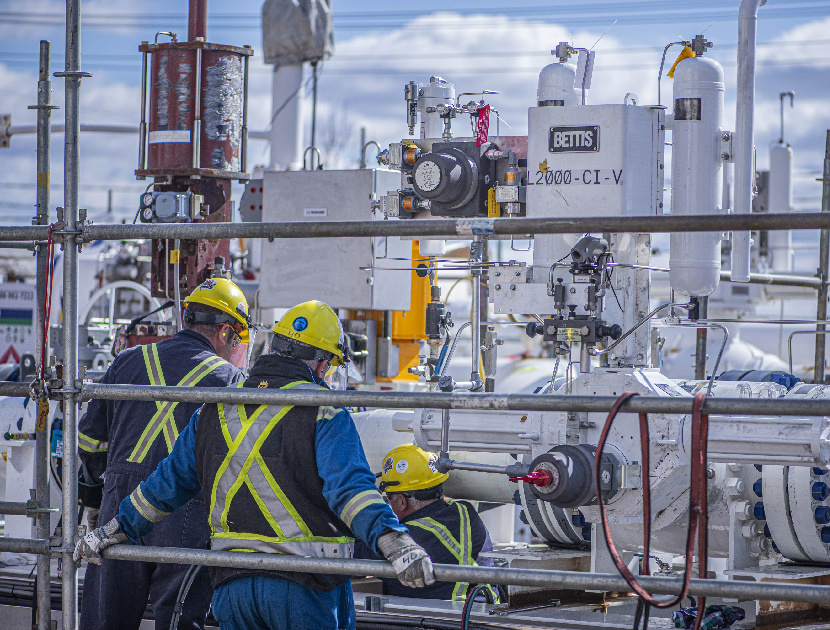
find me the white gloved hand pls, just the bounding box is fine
[73,517,128,565]
[377,531,435,588]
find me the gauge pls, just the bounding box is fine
[414,160,441,192]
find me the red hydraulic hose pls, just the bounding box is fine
[594,390,709,628]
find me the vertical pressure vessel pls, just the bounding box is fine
[768,142,794,272]
[669,56,725,297]
[418,77,455,139]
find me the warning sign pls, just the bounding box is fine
[0,284,36,364]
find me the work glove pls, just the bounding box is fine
[377,531,435,588]
[73,517,128,565]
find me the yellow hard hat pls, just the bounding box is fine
[184,278,251,343]
[379,444,448,493]
[271,300,345,366]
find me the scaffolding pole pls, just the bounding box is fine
[2,212,830,245]
[32,38,55,630]
[95,544,829,606]
[79,382,830,417]
[55,0,86,625]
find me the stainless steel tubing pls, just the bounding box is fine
[0,537,52,555]
[81,383,830,417]
[0,501,30,515]
[437,458,528,477]
[34,38,53,630]
[719,270,823,289]
[60,0,83,625]
[100,544,830,605]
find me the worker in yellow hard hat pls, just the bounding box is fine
[76,299,435,630]
[77,276,248,630]
[355,444,500,602]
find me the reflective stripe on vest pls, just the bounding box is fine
[211,536,354,559]
[409,502,498,602]
[126,344,228,464]
[208,381,354,556]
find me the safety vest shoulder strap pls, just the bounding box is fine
[126,345,229,464]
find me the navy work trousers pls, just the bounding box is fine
[79,469,213,630]
[211,575,356,630]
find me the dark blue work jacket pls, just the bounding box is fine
[78,329,242,485]
[355,499,495,600]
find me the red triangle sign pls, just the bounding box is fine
[0,346,20,364]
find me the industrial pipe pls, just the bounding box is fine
[731,0,767,282]
[188,0,207,41]
[815,130,830,383]
[95,544,830,606]
[80,383,830,417]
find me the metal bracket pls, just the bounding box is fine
[53,71,92,79]
[721,131,734,163]
[0,113,10,148]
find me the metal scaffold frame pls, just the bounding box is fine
[2,3,830,628]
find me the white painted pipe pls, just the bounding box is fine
[731,0,768,282]
[768,142,794,272]
[270,63,304,170]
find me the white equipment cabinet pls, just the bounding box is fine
[526,104,664,219]
[259,169,411,310]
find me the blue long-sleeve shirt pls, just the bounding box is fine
[117,406,406,554]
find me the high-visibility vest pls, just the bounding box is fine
[409,501,500,603]
[201,381,354,560]
[124,343,228,464]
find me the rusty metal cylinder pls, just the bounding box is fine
[139,41,252,179]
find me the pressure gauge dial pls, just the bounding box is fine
[414,160,441,192]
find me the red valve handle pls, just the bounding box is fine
[509,469,553,487]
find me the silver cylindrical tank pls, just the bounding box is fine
[536,61,580,106]
[768,142,794,272]
[418,77,454,139]
[669,56,725,297]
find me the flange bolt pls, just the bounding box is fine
[822,527,830,544]
[812,481,830,502]
[753,502,766,521]
[752,479,763,497]
[814,505,830,524]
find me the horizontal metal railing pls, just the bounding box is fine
[1,212,830,243]
[78,383,830,417]
[1,537,829,606]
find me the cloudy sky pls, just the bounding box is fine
[1,0,829,225]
